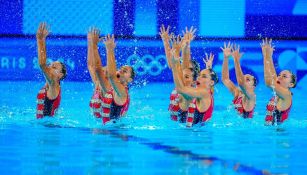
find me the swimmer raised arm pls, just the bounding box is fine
[221,42,239,97]
[182,26,196,70]
[88,27,110,94]
[159,25,172,68]
[261,38,297,125]
[104,34,133,103]
[36,22,66,99]
[261,38,292,99]
[36,23,53,86]
[173,53,214,99]
[232,44,255,100]
[36,22,67,118]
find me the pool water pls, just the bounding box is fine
[0,81,307,174]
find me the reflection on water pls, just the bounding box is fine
[0,81,307,174]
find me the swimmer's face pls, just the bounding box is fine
[244,74,255,88]
[182,68,194,87]
[196,69,214,88]
[277,70,294,88]
[49,61,64,80]
[117,65,133,84]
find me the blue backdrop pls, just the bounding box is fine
[0,0,307,86]
[1,0,307,38]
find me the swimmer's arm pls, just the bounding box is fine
[105,36,127,98]
[171,62,181,88]
[261,38,277,87]
[170,35,183,72]
[182,27,196,69]
[172,62,186,93]
[181,41,191,70]
[274,83,292,100]
[177,87,209,99]
[92,41,111,92]
[240,87,255,101]
[263,55,290,99]
[36,23,54,85]
[37,39,53,85]
[95,67,110,94]
[268,57,277,79]
[173,62,185,93]
[171,49,184,89]
[159,25,172,69]
[88,30,110,93]
[175,48,184,83]
[171,53,188,100]
[233,51,254,99]
[161,36,172,69]
[263,55,277,87]
[173,59,208,99]
[222,56,239,97]
[105,35,117,79]
[265,40,277,80]
[87,41,96,82]
[87,29,101,85]
[233,49,244,86]
[107,55,127,98]
[108,68,127,99]
[163,40,172,69]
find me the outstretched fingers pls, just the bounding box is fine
[37,22,50,38]
[166,25,170,33]
[209,52,214,61]
[227,41,231,48]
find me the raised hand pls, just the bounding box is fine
[103,34,116,51]
[181,40,188,51]
[87,27,102,45]
[203,52,214,69]
[36,22,49,40]
[159,24,171,41]
[171,48,180,65]
[170,35,182,55]
[182,26,197,43]
[260,38,274,58]
[220,42,233,58]
[231,44,244,61]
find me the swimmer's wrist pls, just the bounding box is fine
[106,47,115,51]
[37,37,46,41]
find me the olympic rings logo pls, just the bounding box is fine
[127,54,168,76]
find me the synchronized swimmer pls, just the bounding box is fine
[87,28,135,124]
[36,23,67,119]
[35,22,297,127]
[221,42,257,119]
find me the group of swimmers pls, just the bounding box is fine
[35,22,297,127]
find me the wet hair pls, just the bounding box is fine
[190,59,200,81]
[253,76,258,87]
[208,69,219,85]
[244,73,257,87]
[130,66,135,80]
[289,71,297,88]
[59,62,67,81]
[282,70,297,88]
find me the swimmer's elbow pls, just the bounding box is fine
[222,78,230,85]
[264,79,272,87]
